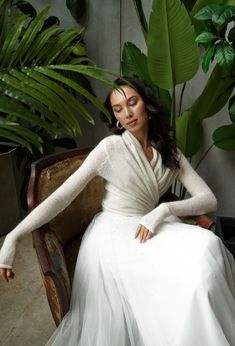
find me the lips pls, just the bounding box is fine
[127,119,137,126]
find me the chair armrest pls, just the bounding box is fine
[32,228,71,326]
[188,214,215,230]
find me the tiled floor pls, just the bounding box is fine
[0,234,56,346]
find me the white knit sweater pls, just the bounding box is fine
[0,131,217,269]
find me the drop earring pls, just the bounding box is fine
[116,121,123,129]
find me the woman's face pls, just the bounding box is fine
[110,85,148,135]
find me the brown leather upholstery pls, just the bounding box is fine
[27,147,215,326]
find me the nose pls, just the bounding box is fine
[124,107,133,119]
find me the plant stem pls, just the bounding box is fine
[194,143,214,170]
[171,87,176,139]
[178,82,187,117]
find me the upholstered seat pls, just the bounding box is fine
[27,147,215,326]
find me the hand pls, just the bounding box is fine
[0,268,15,282]
[135,224,153,243]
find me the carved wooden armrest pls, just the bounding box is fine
[32,227,71,326]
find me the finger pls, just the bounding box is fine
[139,228,148,243]
[143,231,153,243]
[146,231,153,240]
[135,225,141,238]
[7,270,14,280]
[141,229,150,243]
[0,269,8,282]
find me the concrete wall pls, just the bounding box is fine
[29,0,234,217]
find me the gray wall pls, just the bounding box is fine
[29,0,234,217]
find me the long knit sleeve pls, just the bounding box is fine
[140,153,217,234]
[0,141,107,269]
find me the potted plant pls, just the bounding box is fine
[122,0,235,160]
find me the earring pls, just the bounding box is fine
[116,121,123,129]
[148,113,152,120]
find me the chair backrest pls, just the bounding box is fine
[27,147,104,325]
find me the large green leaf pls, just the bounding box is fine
[190,64,234,119]
[147,0,199,90]
[131,0,148,41]
[212,124,235,150]
[176,111,203,156]
[122,41,172,113]
[122,42,150,82]
[176,64,234,156]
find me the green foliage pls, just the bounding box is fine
[195,4,235,70]
[212,124,235,150]
[131,0,148,41]
[147,0,199,90]
[121,42,172,113]
[190,0,235,35]
[0,0,114,153]
[212,95,235,150]
[122,0,235,157]
[66,0,87,23]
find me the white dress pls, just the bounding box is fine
[0,131,235,345]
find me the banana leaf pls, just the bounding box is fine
[122,41,172,113]
[131,0,148,42]
[176,65,234,156]
[147,0,199,90]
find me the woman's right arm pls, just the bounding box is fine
[0,140,107,275]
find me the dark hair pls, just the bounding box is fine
[100,77,179,170]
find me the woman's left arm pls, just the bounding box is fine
[164,153,217,217]
[138,153,217,238]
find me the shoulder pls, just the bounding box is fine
[98,134,122,152]
[90,134,122,162]
[101,134,122,145]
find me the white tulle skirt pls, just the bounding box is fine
[46,211,235,346]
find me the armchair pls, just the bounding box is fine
[27,147,214,326]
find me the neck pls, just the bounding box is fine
[130,128,150,150]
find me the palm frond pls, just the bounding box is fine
[0,2,115,152]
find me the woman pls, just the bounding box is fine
[0,77,235,345]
